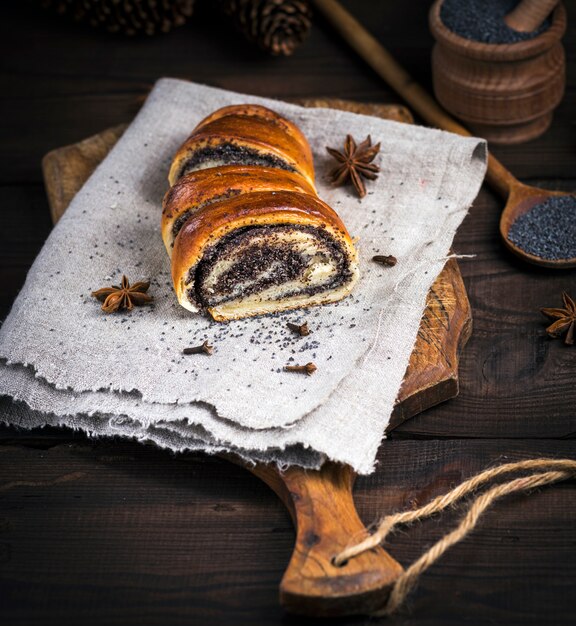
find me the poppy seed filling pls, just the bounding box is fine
[188,225,352,308]
[178,143,296,180]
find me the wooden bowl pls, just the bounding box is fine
[429,1,567,144]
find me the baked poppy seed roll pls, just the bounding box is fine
[170,190,360,322]
[161,165,316,256]
[168,105,315,187]
[164,103,360,321]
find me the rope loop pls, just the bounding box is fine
[333,458,576,616]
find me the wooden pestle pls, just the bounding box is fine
[504,0,561,33]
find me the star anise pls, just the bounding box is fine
[541,291,575,345]
[326,134,381,198]
[91,275,153,313]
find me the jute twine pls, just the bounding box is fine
[333,458,576,616]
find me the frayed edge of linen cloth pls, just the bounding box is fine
[0,397,326,472]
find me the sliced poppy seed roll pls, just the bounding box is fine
[168,104,315,187]
[163,104,360,321]
[170,190,359,321]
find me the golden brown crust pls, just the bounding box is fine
[171,190,357,311]
[195,104,294,129]
[193,104,312,157]
[194,104,279,125]
[161,165,317,255]
[168,107,315,187]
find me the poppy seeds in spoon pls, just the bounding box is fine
[507,196,576,260]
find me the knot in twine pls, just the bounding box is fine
[332,458,576,616]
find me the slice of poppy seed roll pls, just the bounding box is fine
[168,104,315,187]
[170,190,359,322]
[161,165,317,256]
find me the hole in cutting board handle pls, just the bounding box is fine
[331,555,349,567]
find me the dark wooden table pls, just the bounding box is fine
[1,2,575,624]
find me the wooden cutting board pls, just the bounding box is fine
[42,98,471,617]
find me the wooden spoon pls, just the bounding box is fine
[312,0,576,269]
[492,159,575,268]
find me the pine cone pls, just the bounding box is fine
[41,0,195,36]
[220,0,312,56]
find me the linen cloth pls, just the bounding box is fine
[0,78,486,474]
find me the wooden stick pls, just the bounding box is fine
[311,0,518,199]
[504,0,560,33]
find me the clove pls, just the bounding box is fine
[372,254,397,267]
[285,362,317,376]
[287,321,310,336]
[183,340,213,356]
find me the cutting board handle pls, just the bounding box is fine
[250,461,403,616]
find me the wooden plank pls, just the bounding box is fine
[0,438,574,625]
[0,185,54,318]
